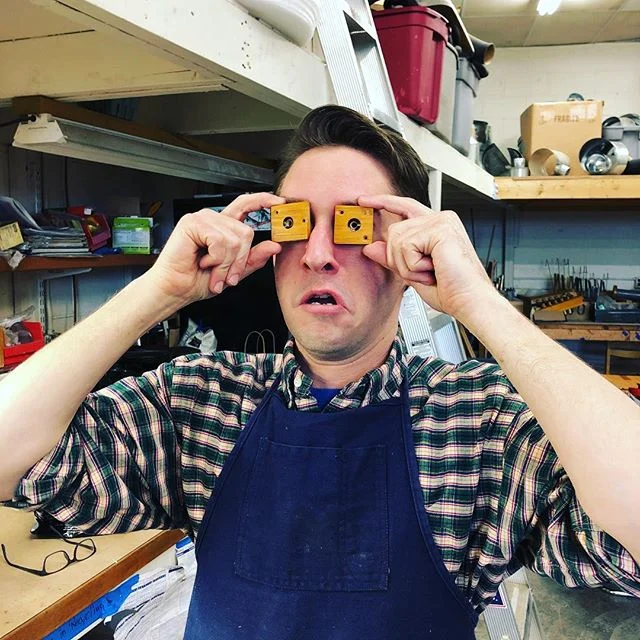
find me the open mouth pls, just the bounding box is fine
[306,293,337,306]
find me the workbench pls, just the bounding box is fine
[604,374,640,389]
[0,507,183,640]
[537,322,640,342]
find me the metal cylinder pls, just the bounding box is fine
[579,138,630,175]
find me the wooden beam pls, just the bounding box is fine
[12,96,275,170]
[135,92,299,135]
[496,176,640,201]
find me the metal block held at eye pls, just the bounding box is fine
[270,201,311,242]
[334,206,373,245]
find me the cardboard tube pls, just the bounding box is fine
[529,148,571,176]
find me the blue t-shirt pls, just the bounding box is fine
[310,387,339,410]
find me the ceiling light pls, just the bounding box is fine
[537,0,561,15]
[12,114,273,187]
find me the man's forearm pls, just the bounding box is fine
[0,273,182,501]
[464,294,640,561]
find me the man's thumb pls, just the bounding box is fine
[244,241,281,278]
[362,241,390,269]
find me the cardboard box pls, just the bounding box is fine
[112,217,152,254]
[520,101,603,176]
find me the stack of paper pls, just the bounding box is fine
[112,539,197,640]
[0,196,90,257]
[22,227,89,256]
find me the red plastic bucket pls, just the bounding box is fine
[373,6,449,125]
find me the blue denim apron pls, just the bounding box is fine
[184,372,478,639]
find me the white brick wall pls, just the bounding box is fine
[471,43,640,306]
[475,42,640,154]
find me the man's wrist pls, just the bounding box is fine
[459,292,529,356]
[114,274,187,337]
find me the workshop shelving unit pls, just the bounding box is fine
[496,175,640,351]
[0,0,495,203]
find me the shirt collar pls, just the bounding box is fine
[279,334,407,410]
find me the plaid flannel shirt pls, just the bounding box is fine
[6,336,640,611]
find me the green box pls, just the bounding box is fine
[112,217,153,254]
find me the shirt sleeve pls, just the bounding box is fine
[3,360,188,535]
[499,400,640,597]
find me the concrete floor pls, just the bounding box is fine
[476,570,640,640]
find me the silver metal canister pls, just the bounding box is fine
[510,157,529,178]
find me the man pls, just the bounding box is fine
[1,105,639,639]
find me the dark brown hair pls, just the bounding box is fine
[274,105,430,206]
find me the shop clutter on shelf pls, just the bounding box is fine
[372,1,494,157]
[0,196,161,270]
[0,306,44,372]
[478,96,640,178]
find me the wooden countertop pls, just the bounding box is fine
[603,374,640,390]
[537,322,640,342]
[0,507,183,640]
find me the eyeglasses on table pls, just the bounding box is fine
[1,535,96,577]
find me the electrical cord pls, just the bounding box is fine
[0,115,37,129]
[0,118,23,129]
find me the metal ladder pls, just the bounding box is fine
[315,0,443,209]
[314,4,540,639]
[315,1,402,133]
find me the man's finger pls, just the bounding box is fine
[408,271,437,286]
[219,192,287,221]
[225,248,251,287]
[357,194,435,220]
[402,244,434,273]
[208,242,236,293]
[364,240,435,286]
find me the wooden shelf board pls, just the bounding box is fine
[496,176,640,201]
[536,321,640,341]
[0,255,157,273]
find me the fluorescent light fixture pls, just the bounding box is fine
[537,0,561,15]
[13,114,273,187]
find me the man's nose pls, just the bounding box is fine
[302,221,339,273]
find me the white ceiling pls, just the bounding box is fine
[460,0,640,46]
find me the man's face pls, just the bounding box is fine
[274,146,406,362]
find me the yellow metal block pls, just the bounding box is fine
[334,206,373,245]
[270,201,310,242]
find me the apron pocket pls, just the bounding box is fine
[235,437,388,591]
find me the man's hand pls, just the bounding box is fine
[145,193,285,309]
[359,194,496,323]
